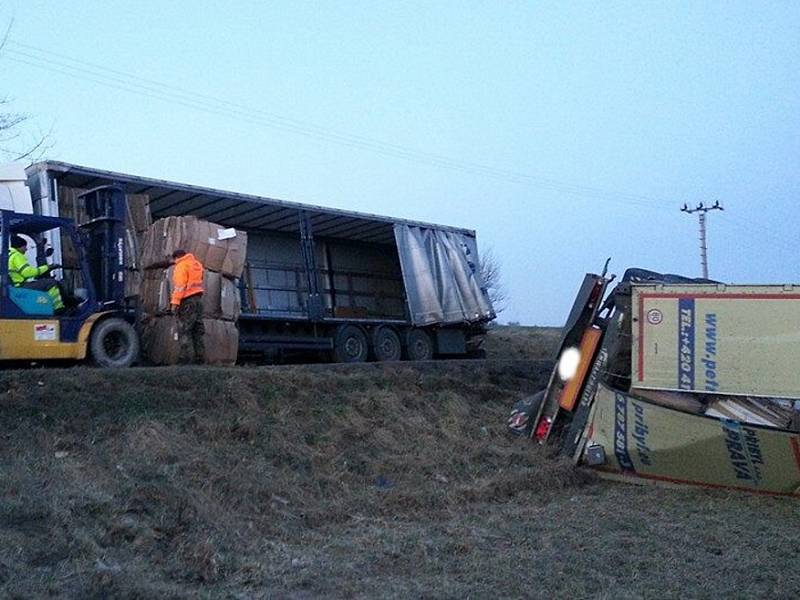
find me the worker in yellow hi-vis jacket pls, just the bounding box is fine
[8,235,65,311]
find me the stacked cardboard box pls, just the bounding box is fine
[140,216,246,277]
[140,216,247,366]
[124,194,152,299]
[141,268,241,321]
[57,188,152,299]
[705,397,794,429]
[140,317,239,366]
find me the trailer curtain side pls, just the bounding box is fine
[394,224,494,326]
[27,161,495,328]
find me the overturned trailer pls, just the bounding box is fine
[23,161,495,362]
[510,268,800,497]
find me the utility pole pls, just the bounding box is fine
[681,201,723,279]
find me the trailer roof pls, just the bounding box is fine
[27,161,475,244]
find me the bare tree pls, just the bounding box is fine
[479,246,508,314]
[0,20,50,161]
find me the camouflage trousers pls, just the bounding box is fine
[177,294,205,364]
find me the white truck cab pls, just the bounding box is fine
[0,163,34,213]
[0,163,45,265]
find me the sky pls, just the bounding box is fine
[1,1,799,325]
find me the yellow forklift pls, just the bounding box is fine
[0,187,139,367]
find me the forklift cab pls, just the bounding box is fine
[0,208,140,367]
[0,211,98,317]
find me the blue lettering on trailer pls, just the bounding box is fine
[702,313,719,391]
[721,419,763,484]
[678,298,695,390]
[614,393,635,472]
[631,401,653,466]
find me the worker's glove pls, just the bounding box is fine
[170,304,179,314]
[45,247,54,257]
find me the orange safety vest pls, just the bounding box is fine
[171,253,204,305]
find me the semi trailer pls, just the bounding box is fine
[2,161,495,364]
[509,267,800,496]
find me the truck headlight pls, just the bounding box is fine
[557,347,581,381]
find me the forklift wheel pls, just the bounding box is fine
[90,318,140,368]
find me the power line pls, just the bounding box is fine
[5,39,797,265]
[1,39,678,210]
[720,210,798,256]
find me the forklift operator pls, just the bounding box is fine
[8,235,65,312]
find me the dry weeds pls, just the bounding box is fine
[1,353,799,598]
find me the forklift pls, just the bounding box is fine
[0,186,140,367]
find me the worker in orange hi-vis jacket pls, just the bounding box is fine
[170,249,205,364]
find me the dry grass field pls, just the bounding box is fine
[1,327,799,598]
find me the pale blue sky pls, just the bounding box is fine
[2,1,799,324]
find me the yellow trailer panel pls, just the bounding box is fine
[632,284,800,399]
[585,384,800,496]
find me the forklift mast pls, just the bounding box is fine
[78,186,127,306]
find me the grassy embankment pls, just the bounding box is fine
[1,327,799,598]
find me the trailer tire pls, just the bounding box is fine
[333,324,369,363]
[90,318,140,368]
[405,328,434,361]
[371,326,402,362]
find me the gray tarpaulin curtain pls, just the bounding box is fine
[394,224,495,326]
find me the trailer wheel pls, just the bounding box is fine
[90,318,140,368]
[333,324,369,363]
[371,326,402,362]
[405,328,434,361]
